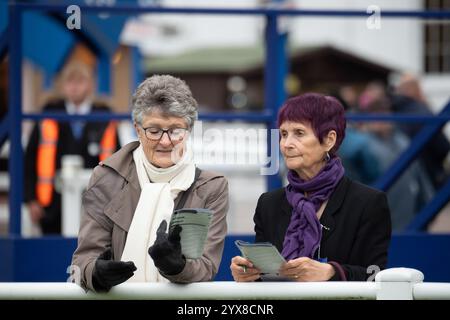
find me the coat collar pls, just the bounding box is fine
[321,176,351,218]
[99,141,222,232]
[101,141,141,191]
[100,141,141,232]
[319,176,350,241]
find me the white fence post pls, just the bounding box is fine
[58,155,92,237]
[375,268,424,300]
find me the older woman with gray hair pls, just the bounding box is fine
[72,75,229,292]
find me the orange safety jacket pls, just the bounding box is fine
[36,120,117,207]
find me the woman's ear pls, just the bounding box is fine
[133,122,139,137]
[134,122,142,140]
[325,130,337,151]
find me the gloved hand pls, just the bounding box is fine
[92,247,137,292]
[148,220,186,275]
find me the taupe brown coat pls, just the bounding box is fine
[71,141,229,291]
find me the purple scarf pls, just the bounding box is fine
[281,157,345,260]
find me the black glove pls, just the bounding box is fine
[92,247,137,292]
[148,220,186,276]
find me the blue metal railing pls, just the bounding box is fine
[0,113,9,147]
[0,28,8,58]
[407,178,450,231]
[6,2,450,236]
[373,101,450,231]
[8,2,24,236]
[12,3,450,19]
[20,112,450,123]
[374,102,450,191]
[131,46,144,91]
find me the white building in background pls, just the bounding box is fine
[122,0,450,110]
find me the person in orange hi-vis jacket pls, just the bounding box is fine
[24,62,120,235]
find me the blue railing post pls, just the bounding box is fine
[0,113,10,147]
[131,46,143,92]
[8,3,23,236]
[264,12,287,191]
[0,28,8,58]
[407,177,450,231]
[98,52,111,94]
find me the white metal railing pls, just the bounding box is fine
[0,268,449,300]
[413,283,450,300]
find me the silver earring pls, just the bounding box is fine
[325,152,331,162]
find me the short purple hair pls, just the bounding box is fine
[277,93,346,155]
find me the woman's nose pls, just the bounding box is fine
[158,132,173,146]
[282,134,295,148]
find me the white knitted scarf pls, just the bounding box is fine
[121,143,195,282]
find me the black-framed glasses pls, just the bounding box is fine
[140,125,188,142]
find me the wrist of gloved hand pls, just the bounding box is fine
[92,268,112,292]
[92,247,137,292]
[154,254,186,275]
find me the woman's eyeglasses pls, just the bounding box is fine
[141,125,188,142]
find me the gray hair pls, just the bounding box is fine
[131,75,198,129]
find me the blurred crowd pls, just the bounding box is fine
[335,74,450,231]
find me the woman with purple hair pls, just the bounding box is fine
[231,93,391,282]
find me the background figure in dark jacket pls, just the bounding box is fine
[231,93,391,282]
[24,62,119,235]
[390,94,450,190]
[392,73,450,189]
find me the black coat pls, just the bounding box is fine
[24,99,119,234]
[254,176,392,281]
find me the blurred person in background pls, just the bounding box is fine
[24,62,119,235]
[72,75,229,292]
[358,97,434,230]
[391,73,450,189]
[332,87,381,185]
[396,73,428,105]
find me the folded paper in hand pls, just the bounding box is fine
[169,208,212,259]
[235,240,286,275]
